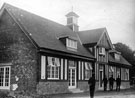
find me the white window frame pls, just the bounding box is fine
[0,66,11,90]
[47,57,60,80]
[66,38,77,50]
[41,56,46,79]
[47,66,59,79]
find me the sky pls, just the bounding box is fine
[0,0,135,50]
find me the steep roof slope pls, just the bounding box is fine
[109,54,131,66]
[78,28,105,45]
[1,3,94,59]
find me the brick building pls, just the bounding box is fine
[0,3,131,95]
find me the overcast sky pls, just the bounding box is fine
[1,0,135,50]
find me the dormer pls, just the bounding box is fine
[66,11,79,32]
[66,38,77,50]
[59,36,77,51]
[114,53,120,61]
[109,49,121,61]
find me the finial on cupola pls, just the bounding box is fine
[65,7,79,32]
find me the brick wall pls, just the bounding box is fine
[0,10,38,93]
[37,81,69,95]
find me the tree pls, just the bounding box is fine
[113,42,135,79]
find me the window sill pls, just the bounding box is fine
[0,86,10,90]
[47,78,59,80]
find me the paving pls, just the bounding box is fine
[49,88,135,98]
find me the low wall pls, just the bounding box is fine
[121,81,130,89]
[77,81,99,91]
[36,81,69,95]
[36,81,130,95]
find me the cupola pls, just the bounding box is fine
[65,11,79,32]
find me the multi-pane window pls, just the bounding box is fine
[0,66,10,89]
[66,38,77,50]
[85,62,93,80]
[47,57,60,79]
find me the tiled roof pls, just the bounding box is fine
[109,54,131,66]
[2,3,94,59]
[78,28,105,45]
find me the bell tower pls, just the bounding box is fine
[65,11,79,32]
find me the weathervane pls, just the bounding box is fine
[71,6,73,12]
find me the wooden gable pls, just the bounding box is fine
[97,31,113,49]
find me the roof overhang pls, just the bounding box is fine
[39,48,96,61]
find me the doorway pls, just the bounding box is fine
[68,67,76,89]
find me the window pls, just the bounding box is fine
[99,47,105,55]
[99,55,106,62]
[69,60,76,67]
[73,16,77,24]
[121,68,124,80]
[85,62,92,80]
[116,68,120,77]
[125,69,129,80]
[0,66,10,89]
[109,66,114,77]
[66,38,77,50]
[121,68,129,80]
[115,53,120,61]
[41,56,46,79]
[47,57,60,79]
[67,16,77,25]
[67,17,73,24]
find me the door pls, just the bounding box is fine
[99,70,103,88]
[99,64,104,89]
[68,67,76,89]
